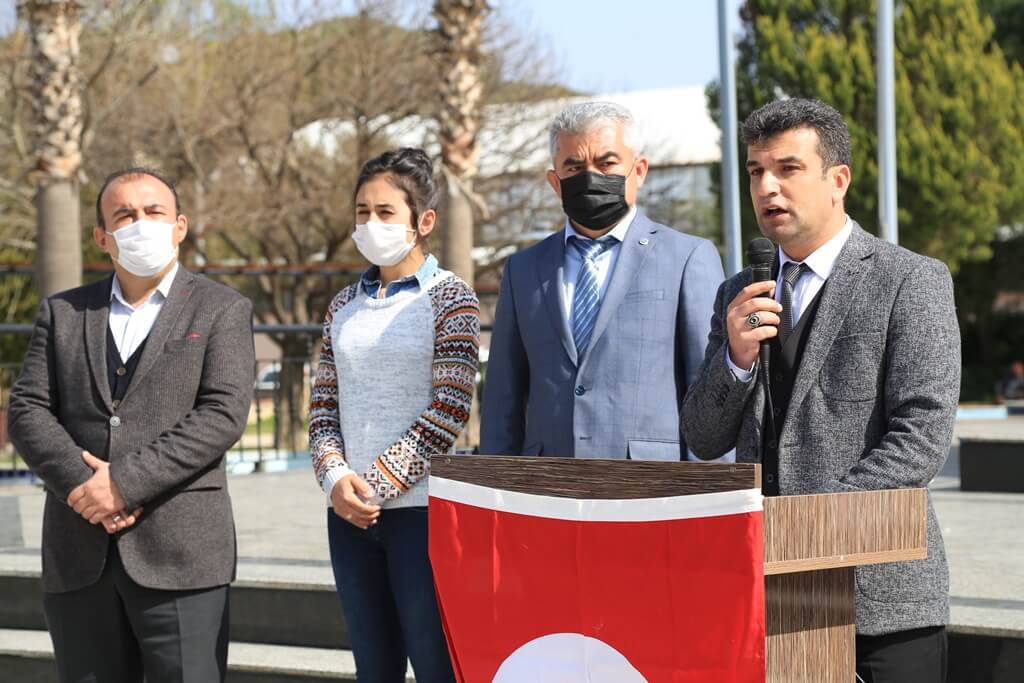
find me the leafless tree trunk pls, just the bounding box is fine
[19,0,83,298]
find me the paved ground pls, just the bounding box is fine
[1,415,1023,635]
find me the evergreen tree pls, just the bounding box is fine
[709,0,1024,273]
[979,0,1024,65]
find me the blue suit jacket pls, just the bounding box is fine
[480,211,724,459]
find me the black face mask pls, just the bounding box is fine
[559,170,631,231]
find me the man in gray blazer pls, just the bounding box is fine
[9,168,255,682]
[682,99,957,682]
[480,101,724,460]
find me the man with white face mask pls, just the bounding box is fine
[8,168,255,682]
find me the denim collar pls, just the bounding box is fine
[360,253,439,298]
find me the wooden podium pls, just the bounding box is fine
[432,456,927,683]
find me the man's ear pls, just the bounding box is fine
[633,157,650,190]
[546,169,563,199]
[172,215,189,246]
[93,226,110,253]
[831,164,851,203]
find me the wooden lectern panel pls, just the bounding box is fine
[766,568,855,683]
[433,455,759,498]
[763,489,927,575]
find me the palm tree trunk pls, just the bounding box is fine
[19,0,84,297]
[434,0,489,290]
[438,167,476,287]
[434,0,489,450]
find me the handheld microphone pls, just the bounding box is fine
[747,238,774,286]
[749,237,778,489]
[746,238,777,455]
[746,238,775,369]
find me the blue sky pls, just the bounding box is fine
[498,0,745,93]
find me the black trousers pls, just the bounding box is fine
[42,543,230,683]
[856,625,947,683]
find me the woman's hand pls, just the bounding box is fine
[330,474,382,529]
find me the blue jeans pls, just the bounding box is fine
[327,506,455,683]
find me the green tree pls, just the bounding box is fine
[979,0,1024,65]
[709,0,1024,274]
[954,229,1024,400]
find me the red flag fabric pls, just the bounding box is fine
[429,478,765,683]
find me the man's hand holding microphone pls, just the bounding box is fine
[726,238,782,371]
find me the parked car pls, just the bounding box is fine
[254,362,280,395]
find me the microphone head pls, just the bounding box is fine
[746,238,775,267]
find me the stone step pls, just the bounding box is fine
[5,625,1021,683]
[0,553,349,649]
[0,628,416,682]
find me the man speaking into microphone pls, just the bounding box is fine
[682,99,958,682]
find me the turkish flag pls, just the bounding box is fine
[429,478,765,683]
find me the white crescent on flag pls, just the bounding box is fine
[492,633,648,683]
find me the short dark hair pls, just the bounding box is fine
[741,98,852,172]
[354,148,438,235]
[95,167,181,229]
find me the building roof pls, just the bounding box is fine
[299,86,721,178]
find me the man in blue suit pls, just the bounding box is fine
[480,101,725,460]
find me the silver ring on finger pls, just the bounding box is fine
[345,513,353,521]
[746,312,763,329]
[112,514,122,522]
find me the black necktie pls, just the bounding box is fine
[779,262,809,343]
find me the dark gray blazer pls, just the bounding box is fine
[8,268,255,593]
[481,210,724,460]
[682,223,959,636]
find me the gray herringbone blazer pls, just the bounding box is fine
[682,223,959,636]
[8,268,255,593]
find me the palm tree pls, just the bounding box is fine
[433,0,489,289]
[434,0,489,448]
[19,0,83,297]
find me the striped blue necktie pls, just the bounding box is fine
[569,235,614,357]
[779,261,809,343]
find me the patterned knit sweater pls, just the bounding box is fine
[309,270,480,508]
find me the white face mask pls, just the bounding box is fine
[352,222,416,267]
[106,219,179,277]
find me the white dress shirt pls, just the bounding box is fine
[729,217,853,381]
[108,263,179,363]
[561,205,638,322]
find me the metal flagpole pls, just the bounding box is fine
[877,0,898,244]
[718,0,743,274]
